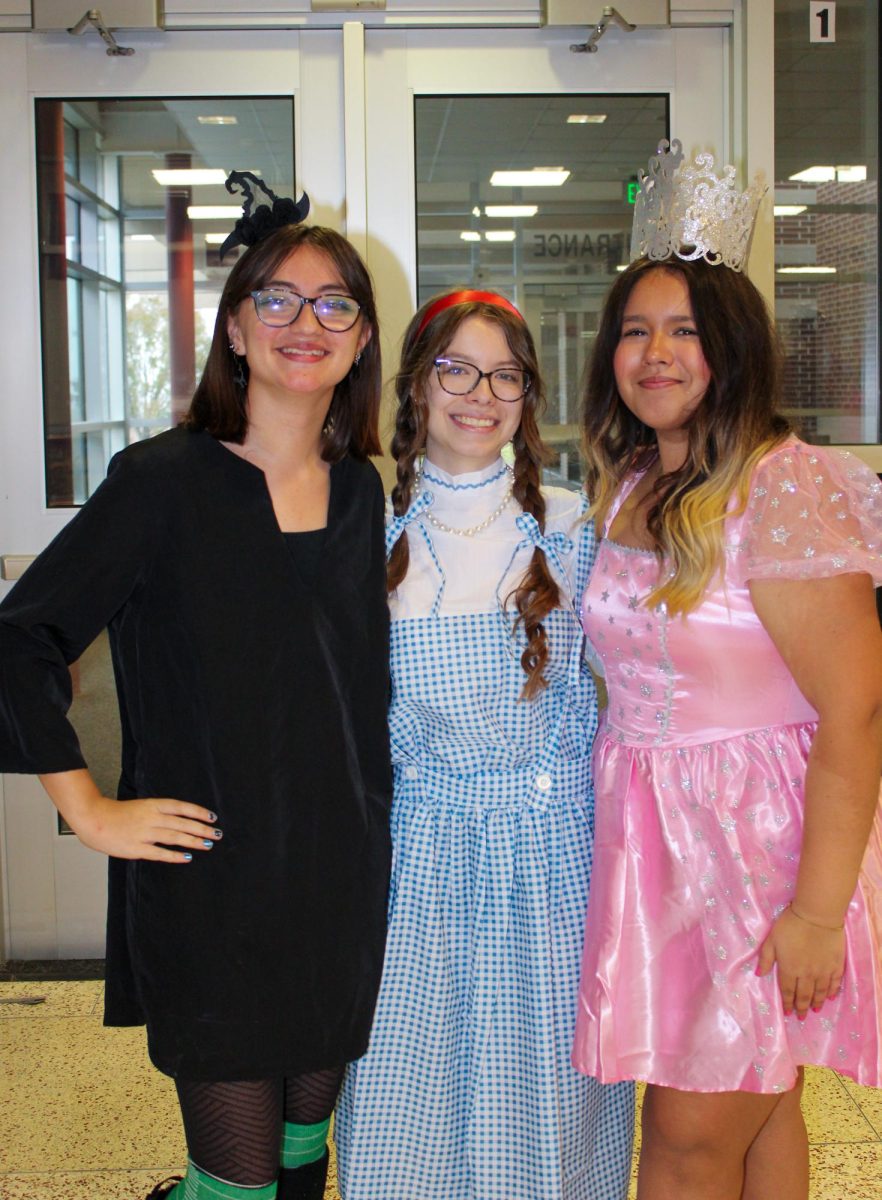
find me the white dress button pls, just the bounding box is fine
[535,773,552,791]
[404,765,418,780]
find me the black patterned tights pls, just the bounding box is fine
[175,1067,344,1186]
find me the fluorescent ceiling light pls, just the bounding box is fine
[484,205,538,218]
[776,266,837,274]
[774,205,807,217]
[490,168,570,187]
[187,205,242,220]
[127,233,156,242]
[460,231,481,242]
[485,230,516,242]
[567,114,606,124]
[789,164,867,184]
[472,206,481,218]
[204,233,227,244]
[616,264,628,272]
[788,166,835,183]
[197,115,238,126]
[153,169,228,187]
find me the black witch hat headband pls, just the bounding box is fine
[218,171,310,261]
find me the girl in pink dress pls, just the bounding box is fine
[571,249,882,1199]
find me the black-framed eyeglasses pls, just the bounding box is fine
[433,358,530,403]
[250,287,361,332]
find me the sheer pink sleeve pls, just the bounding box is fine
[728,439,882,585]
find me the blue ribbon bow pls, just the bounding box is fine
[514,512,573,580]
[385,489,434,558]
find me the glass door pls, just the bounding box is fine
[0,26,343,958]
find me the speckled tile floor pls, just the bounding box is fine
[1,980,881,1199]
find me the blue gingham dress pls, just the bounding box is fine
[335,459,634,1200]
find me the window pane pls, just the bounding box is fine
[36,97,295,506]
[415,95,669,486]
[67,277,83,422]
[774,0,879,444]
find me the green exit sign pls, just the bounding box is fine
[627,181,640,205]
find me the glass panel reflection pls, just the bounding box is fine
[415,94,669,486]
[36,97,295,505]
[774,0,879,444]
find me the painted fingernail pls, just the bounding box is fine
[208,811,218,822]
[812,1005,823,1013]
[797,1012,807,1022]
[202,839,214,848]
[213,829,223,840]
[183,852,193,861]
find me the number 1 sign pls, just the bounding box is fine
[810,1,836,43]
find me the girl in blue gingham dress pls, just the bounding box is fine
[335,290,634,1200]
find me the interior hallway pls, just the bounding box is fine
[1,978,881,1199]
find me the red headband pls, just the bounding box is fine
[416,289,524,338]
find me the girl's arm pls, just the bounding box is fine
[0,446,218,863]
[752,571,882,1018]
[40,769,219,863]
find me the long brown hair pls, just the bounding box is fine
[183,223,382,460]
[581,256,791,612]
[388,293,560,699]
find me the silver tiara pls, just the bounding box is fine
[630,139,767,272]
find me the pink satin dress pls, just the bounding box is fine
[572,439,882,1094]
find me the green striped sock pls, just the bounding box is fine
[174,1160,277,1199]
[279,1117,330,1169]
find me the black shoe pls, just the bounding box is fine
[277,1148,330,1200]
[144,1178,183,1200]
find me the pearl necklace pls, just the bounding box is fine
[417,464,515,538]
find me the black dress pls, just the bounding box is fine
[0,426,392,1080]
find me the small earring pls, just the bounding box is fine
[353,351,362,366]
[230,347,247,390]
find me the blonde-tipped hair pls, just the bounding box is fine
[581,257,791,614]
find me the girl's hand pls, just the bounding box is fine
[39,770,220,864]
[756,905,845,1019]
[72,794,222,862]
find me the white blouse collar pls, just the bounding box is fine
[421,457,508,491]
[420,457,513,520]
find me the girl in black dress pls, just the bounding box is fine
[0,182,392,1200]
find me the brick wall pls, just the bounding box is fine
[774,179,878,443]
